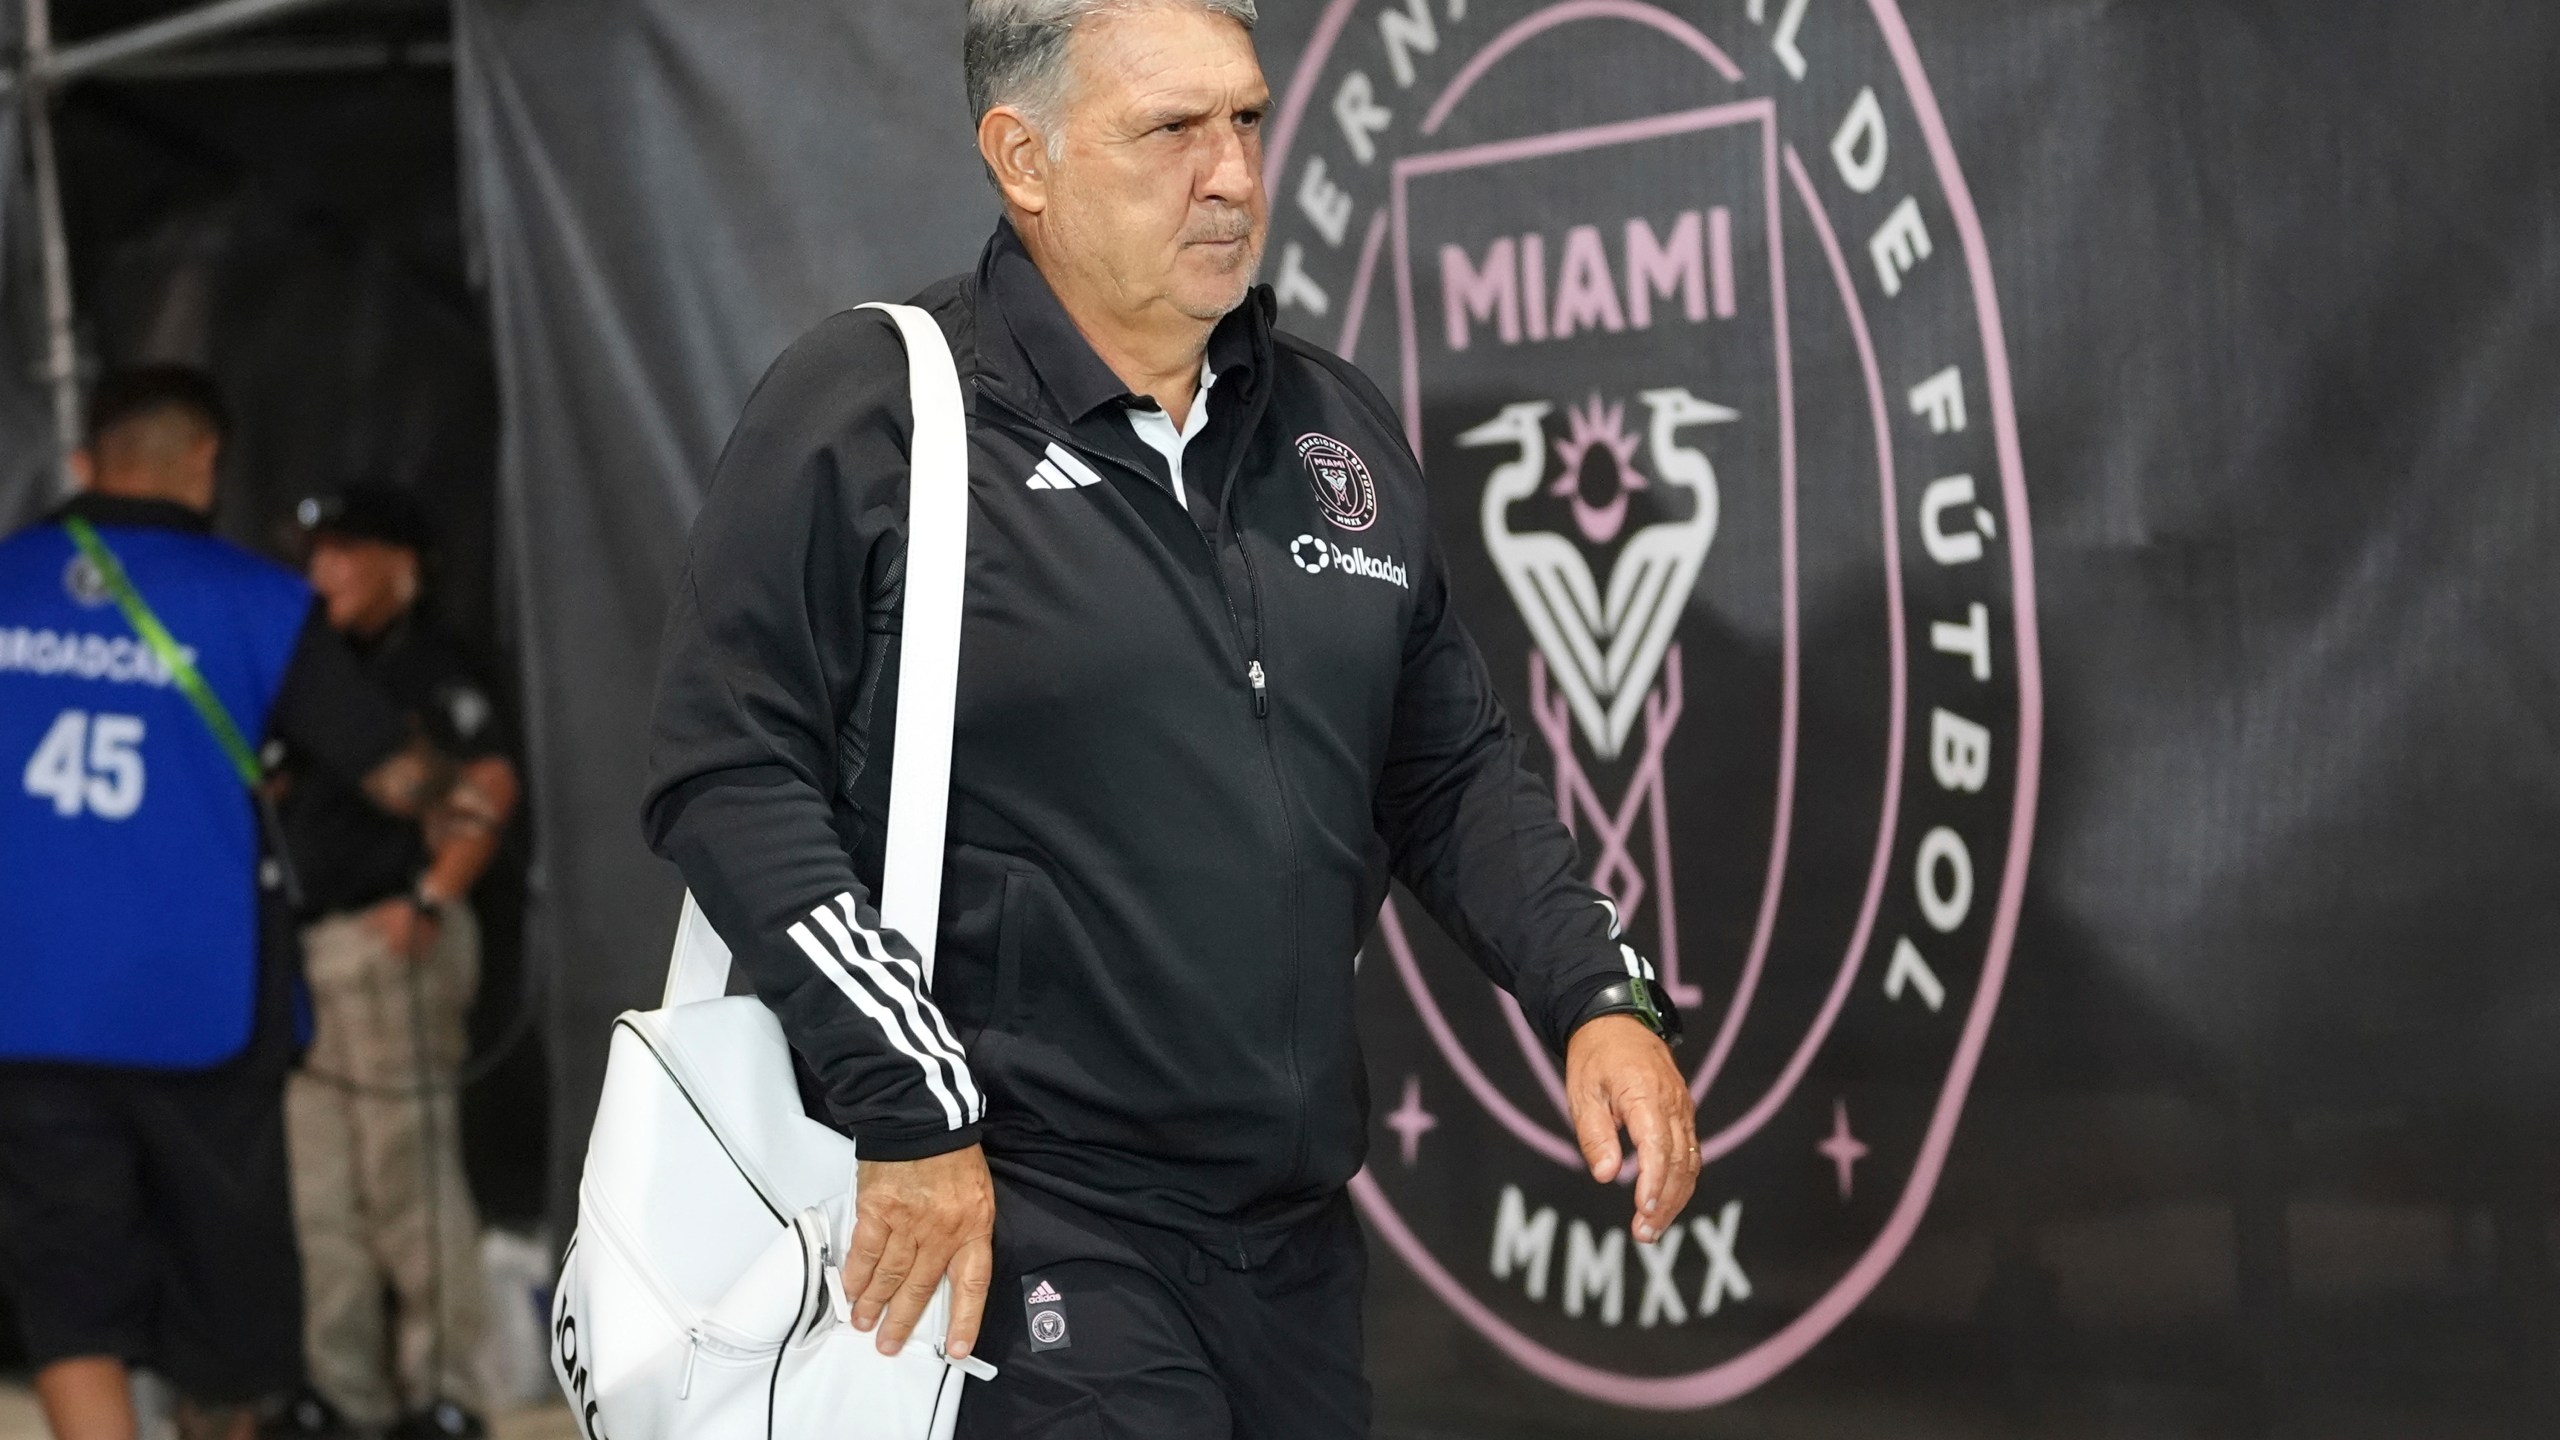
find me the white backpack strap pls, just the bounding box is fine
[663,890,734,1007]
[859,302,969,985]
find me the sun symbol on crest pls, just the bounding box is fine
[1549,394,1650,544]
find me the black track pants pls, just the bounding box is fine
[954,1179,1370,1439]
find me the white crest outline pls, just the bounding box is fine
[1470,389,1733,760]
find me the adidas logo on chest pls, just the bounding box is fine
[1023,443,1104,491]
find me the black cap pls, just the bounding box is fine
[296,484,433,553]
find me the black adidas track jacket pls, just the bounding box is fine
[644,223,1631,1248]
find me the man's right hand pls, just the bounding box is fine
[360,895,439,962]
[843,1143,995,1360]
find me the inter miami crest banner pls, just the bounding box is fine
[1267,0,2037,1413]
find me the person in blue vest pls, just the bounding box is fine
[0,366,459,1440]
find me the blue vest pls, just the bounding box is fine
[0,519,310,1068]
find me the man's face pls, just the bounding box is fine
[307,536,417,638]
[1041,5,1270,324]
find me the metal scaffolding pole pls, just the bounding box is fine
[51,0,349,86]
[21,0,79,494]
[8,0,352,492]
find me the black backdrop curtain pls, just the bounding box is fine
[1,4,58,534]
[455,3,2560,1434]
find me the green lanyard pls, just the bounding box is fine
[62,515,266,790]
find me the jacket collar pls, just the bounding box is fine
[974,219,1271,427]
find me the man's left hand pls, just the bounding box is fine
[1564,1015,1699,1243]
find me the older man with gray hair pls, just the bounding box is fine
[643,1,1701,1433]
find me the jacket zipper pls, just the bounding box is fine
[1200,383,1314,1198]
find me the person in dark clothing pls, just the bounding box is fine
[275,486,521,1440]
[641,3,1698,1435]
[0,368,457,1440]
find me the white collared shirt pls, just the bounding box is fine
[1124,360,1219,515]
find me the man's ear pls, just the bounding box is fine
[185,433,222,504]
[979,106,1052,215]
[67,448,94,491]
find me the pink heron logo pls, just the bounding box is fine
[1268,0,2045,1412]
[1550,394,1646,544]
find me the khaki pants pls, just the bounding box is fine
[285,904,489,1423]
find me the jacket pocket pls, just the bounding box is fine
[940,853,1084,1064]
[985,858,1082,1043]
[989,866,1029,1035]
[933,844,1020,1044]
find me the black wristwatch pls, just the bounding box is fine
[1574,975,1685,1049]
[408,883,449,922]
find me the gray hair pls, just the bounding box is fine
[965,0,1258,137]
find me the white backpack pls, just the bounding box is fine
[551,303,992,1440]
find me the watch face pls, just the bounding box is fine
[1641,983,1686,1044]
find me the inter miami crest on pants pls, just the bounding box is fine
[1022,1276,1071,1352]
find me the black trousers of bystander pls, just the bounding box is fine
[0,1059,305,1405]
